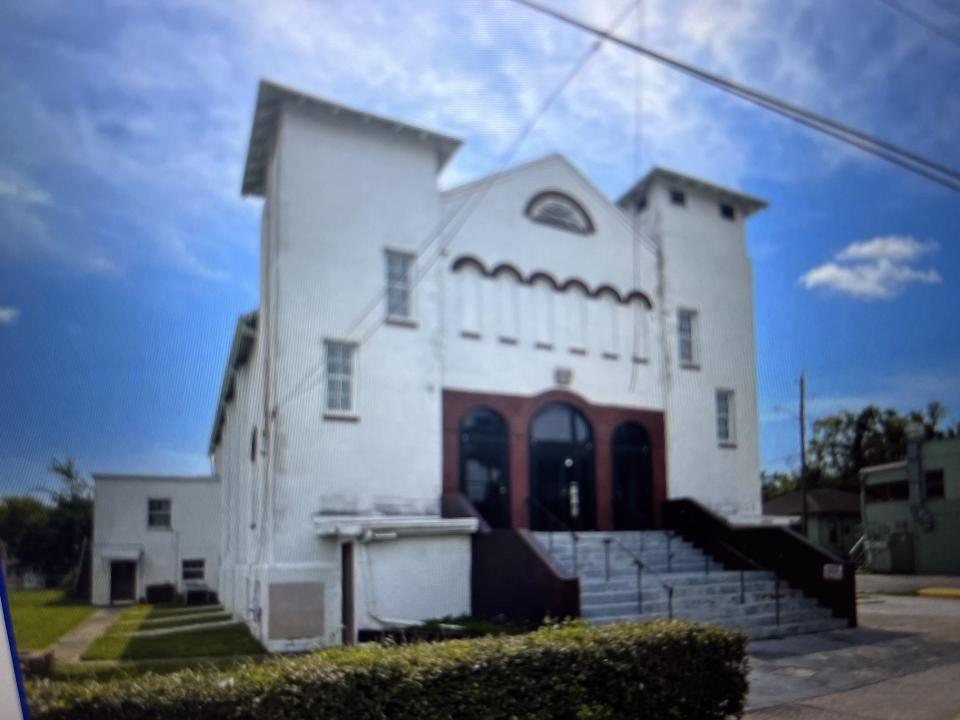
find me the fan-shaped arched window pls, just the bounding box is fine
[525,191,595,235]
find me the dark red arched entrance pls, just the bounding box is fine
[442,388,667,530]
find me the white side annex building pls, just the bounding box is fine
[204,80,770,652]
[96,80,857,649]
[91,474,220,606]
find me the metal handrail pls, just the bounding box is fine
[525,497,677,619]
[601,531,676,619]
[526,496,581,576]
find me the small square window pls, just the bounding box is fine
[720,203,736,220]
[148,498,171,528]
[670,189,686,206]
[325,340,356,414]
[716,390,735,445]
[182,559,205,581]
[925,469,945,499]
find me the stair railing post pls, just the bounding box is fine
[774,576,781,626]
[572,533,579,577]
[603,537,611,583]
[667,585,674,620]
[666,532,673,573]
[635,560,643,614]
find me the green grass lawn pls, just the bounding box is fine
[9,589,95,652]
[82,603,263,661]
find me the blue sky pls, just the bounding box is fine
[1,0,958,496]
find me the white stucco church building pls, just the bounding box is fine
[202,80,768,651]
[92,78,844,653]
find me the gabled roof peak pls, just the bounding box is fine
[242,80,462,197]
[618,166,767,216]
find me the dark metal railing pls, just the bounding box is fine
[527,497,581,576]
[526,497,676,619]
[599,529,676,620]
[663,498,858,628]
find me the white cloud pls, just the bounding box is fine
[0,306,20,325]
[836,235,937,263]
[2,0,957,285]
[799,235,942,299]
[0,166,51,207]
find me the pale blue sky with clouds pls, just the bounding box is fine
[1,0,958,494]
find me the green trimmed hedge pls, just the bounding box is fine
[28,620,748,720]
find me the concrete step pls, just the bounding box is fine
[533,530,843,640]
[581,597,822,620]
[581,586,804,607]
[579,570,773,590]
[588,607,837,630]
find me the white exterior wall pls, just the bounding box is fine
[353,535,472,629]
[440,155,663,410]
[214,331,265,630]
[216,103,471,651]
[644,181,762,516]
[91,476,220,606]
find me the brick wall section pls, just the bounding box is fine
[442,388,667,530]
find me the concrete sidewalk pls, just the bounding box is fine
[48,607,123,663]
[746,586,960,719]
[747,661,960,719]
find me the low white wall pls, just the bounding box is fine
[353,535,472,630]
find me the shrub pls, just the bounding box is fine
[27,620,748,720]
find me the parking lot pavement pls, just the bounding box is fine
[856,573,960,596]
[746,589,960,718]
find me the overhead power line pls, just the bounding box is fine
[509,0,960,192]
[874,0,960,49]
[274,0,644,410]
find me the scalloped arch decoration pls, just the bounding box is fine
[450,255,653,308]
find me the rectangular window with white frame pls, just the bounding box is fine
[716,389,736,445]
[147,498,171,529]
[385,250,415,321]
[182,559,205,582]
[677,308,699,367]
[324,340,356,414]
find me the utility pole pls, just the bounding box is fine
[799,372,808,537]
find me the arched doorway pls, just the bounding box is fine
[459,407,511,528]
[611,421,654,529]
[529,403,596,530]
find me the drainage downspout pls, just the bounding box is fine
[357,530,423,628]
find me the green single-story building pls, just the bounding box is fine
[860,436,960,575]
[763,488,861,558]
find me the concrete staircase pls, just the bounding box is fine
[533,530,847,640]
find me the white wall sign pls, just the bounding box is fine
[822,563,844,581]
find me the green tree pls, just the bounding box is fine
[804,403,950,492]
[761,470,797,500]
[0,496,52,564]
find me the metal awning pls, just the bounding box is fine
[98,546,144,561]
[313,515,478,540]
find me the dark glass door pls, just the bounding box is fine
[460,408,511,528]
[612,422,653,529]
[529,403,596,530]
